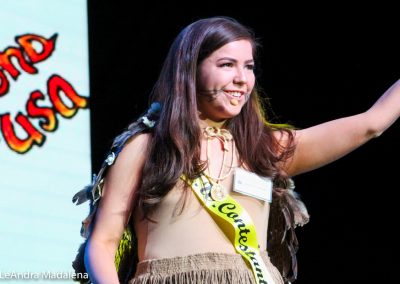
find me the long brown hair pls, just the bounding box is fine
[136,17,295,218]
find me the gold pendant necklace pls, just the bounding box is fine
[203,126,235,201]
[210,182,227,201]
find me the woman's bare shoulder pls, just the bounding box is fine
[106,133,152,183]
[121,133,152,157]
[272,129,296,146]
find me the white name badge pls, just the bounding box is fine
[233,167,273,203]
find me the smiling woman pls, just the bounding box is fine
[73,16,400,284]
[197,40,256,121]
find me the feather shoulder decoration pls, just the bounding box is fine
[71,102,161,284]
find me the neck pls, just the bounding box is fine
[198,117,227,129]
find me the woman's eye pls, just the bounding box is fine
[246,64,255,70]
[220,62,233,68]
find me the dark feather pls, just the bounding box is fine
[268,179,309,283]
[72,184,92,205]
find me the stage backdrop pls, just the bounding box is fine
[0,0,90,282]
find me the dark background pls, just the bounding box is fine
[87,1,399,283]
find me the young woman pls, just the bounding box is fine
[74,17,400,284]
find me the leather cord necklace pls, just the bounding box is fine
[203,126,235,201]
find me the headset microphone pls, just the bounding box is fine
[230,98,239,106]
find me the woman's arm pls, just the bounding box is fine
[84,133,150,284]
[284,78,400,177]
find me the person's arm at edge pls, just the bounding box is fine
[282,78,400,176]
[84,133,150,284]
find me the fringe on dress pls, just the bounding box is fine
[129,251,284,284]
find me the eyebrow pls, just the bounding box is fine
[217,57,254,64]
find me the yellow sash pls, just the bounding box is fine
[183,174,274,284]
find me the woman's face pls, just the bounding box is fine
[197,39,256,122]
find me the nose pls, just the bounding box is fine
[233,68,247,85]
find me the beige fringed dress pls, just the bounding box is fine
[129,176,285,284]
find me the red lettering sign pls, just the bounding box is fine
[0,33,88,154]
[0,33,57,97]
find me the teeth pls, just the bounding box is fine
[226,91,242,97]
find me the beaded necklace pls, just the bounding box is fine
[203,126,235,201]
